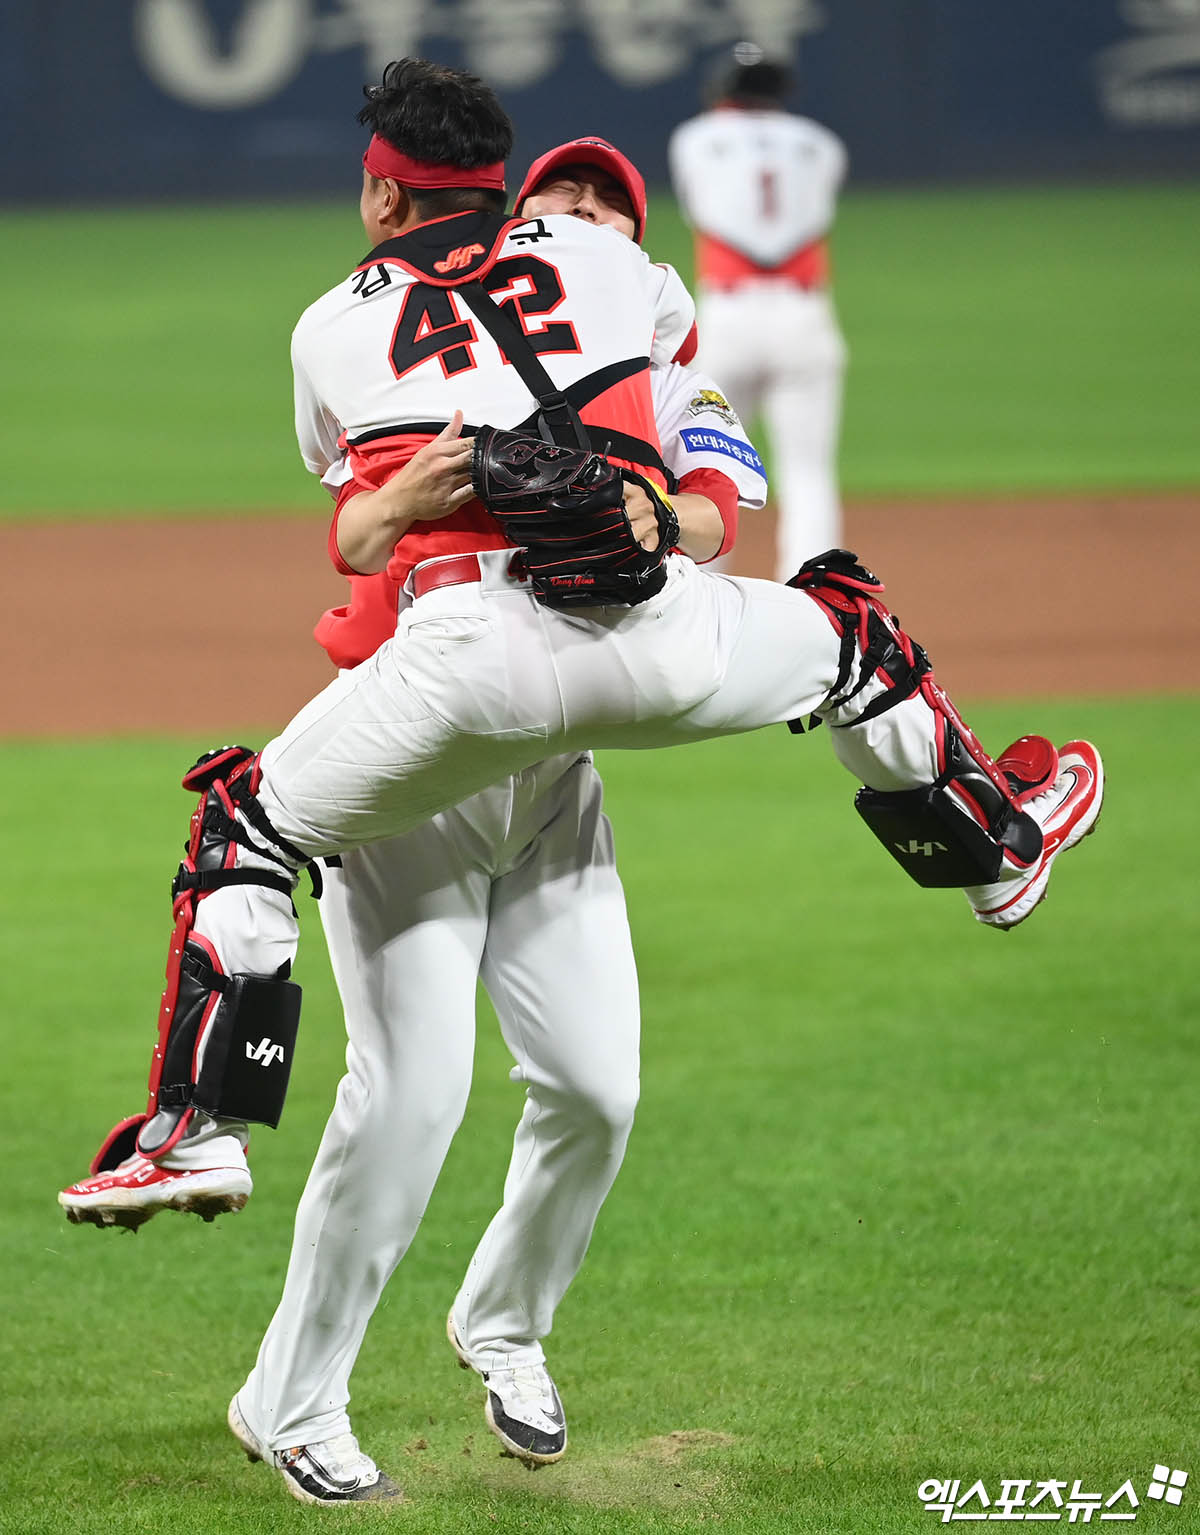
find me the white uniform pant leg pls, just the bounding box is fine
[238,817,492,1451]
[451,755,641,1374]
[251,558,914,858]
[761,293,847,581]
[657,571,942,791]
[253,582,566,860]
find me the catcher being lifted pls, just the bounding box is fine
[470,425,681,608]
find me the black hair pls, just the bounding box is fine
[406,184,507,218]
[706,45,792,108]
[358,58,513,172]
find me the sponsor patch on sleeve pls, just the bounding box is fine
[679,428,766,475]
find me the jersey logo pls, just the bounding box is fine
[679,427,765,476]
[687,388,738,426]
[434,243,486,274]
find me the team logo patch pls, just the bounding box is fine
[434,243,486,274]
[687,388,738,426]
[679,428,765,475]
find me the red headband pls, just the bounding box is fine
[363,134,505,191]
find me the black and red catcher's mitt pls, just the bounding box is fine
[470,426,679,608]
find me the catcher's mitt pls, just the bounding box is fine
[470,425,680,608]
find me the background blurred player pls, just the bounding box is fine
[669,41,848,580]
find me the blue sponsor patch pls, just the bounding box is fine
[679,428,765,476]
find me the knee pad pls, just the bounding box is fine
[136,746,312,1158]
[787,549,931,733]
[788,551,1042,888]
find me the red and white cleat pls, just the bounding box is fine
[58,1152,252,1230]
[967,739,1104,930]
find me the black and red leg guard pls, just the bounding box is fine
[787,550,1044,888]
[91,746,311,1173]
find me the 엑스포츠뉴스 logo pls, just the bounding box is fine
[917,1464,1188,1522]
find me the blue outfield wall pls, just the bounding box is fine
[3,0,1200,201]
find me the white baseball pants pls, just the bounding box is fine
[194,552,940,992]
[235,751,638,1450]
[190,552,943,1438]
[250,550,934,862]
[188,550,946,1442]
[695,284,847,580]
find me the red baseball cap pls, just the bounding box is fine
[514,137,647,243]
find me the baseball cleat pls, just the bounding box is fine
[227,1394,402,1506]
[966,739,1103,930]
[58,1152,251,1230]
[446,1310,567,1466]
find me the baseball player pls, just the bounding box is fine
[228,146,762,1503]
[59,57,1103,1501]
[61,121,761,1505]
[669,42,848,579]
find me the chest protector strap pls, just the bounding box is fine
[364,213,661,471]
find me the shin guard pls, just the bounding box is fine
[789,550,1043,888]
[855,720,1044,887]
[132,746,310,1159]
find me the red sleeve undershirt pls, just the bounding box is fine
[329,474,381,576]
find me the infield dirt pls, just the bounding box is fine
[3,493,1195,737]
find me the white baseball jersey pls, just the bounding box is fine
[652,362,766,508]
[292,215,689,486]
[668,108,847,270]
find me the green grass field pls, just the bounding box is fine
[2,180,1197,1530]
[2,182,1198,515]
[2,701,1197,1533]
